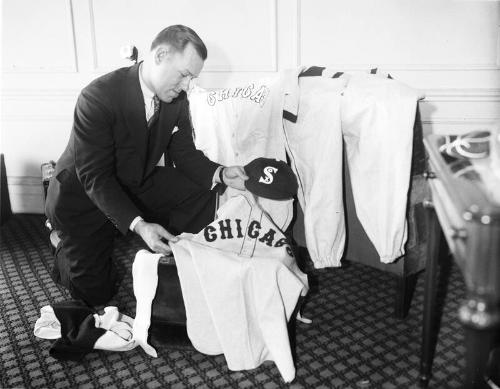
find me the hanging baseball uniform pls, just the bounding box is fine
[170,193,309,383]
[283,67,423,267]
[282,75,348,268]
[341,72,422,263]
[188,69,301,230]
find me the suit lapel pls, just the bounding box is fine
[124,63,148,168]
[144,103,176,175]
[122,63,180,177]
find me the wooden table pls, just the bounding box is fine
[420,134,500,388]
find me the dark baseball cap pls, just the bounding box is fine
[244,158,298,200]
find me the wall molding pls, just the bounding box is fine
[422,88,500,102]
[1,0,78,74]
[88,0,278,73]
[7,176,41,186]
[88,0,99,71]
[7,113,499,215]
[1,115,73,123]
[421,116,499,125]
[295,1,500,72]
[270,0,278,72]
[0,89,80,100]
[203,0,278,72]
[304,64,500,72]
[294,0,301,68]
[1,90,77,122]
[2,87,499,99]
[1,87,498,122]
[6,176,45,214]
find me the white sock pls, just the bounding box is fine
[34,305,61,339]
[132,249,162,357]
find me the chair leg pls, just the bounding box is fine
[394,273,419,319]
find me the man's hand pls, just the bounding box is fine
[222,166,248,191]
[134,220,179,255]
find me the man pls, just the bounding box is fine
[45,25,248,307]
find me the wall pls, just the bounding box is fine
[1,0,499,213]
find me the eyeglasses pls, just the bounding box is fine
[178,70,197,93]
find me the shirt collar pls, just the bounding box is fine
[138,62,155,101]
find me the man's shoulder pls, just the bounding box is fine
[83,64,138,96]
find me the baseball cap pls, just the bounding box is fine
[244,158,298,200]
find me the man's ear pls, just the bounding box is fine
[154,46,171,64]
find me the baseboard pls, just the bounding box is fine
[6,176,45,214]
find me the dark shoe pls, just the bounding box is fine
[45,219,61,255]
[48,229,63,284]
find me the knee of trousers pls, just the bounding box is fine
[67,258,118,306]
[69,273,118,306]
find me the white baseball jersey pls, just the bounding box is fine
[170,193,309,383]
[188,69,302,230]
[189,68,422,268]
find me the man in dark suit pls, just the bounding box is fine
[45,25,247,307]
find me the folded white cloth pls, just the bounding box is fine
[34,305,137,352]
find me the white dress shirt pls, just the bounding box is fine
[129,64,222,232]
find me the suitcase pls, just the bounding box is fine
[151,255,186,325]
[148,187,224,348]
[149,255,191,348]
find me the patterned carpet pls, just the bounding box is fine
[0,214,467,388]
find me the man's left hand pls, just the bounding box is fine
[222,166,248,191]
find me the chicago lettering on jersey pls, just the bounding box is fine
[207,83,270,107]
[203,218,293,255]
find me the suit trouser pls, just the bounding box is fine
[51,167,217,306]
[52,222,118,306]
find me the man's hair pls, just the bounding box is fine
[151,25,207,60]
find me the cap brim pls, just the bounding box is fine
[244,181,294,200]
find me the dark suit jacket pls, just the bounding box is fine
[46,63,219,236]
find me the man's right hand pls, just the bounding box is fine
[134,220,179,255]
[222,166,249,191]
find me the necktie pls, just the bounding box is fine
[147,95,160,129]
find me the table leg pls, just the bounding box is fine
[419,204,444,387]
[459,296,500,388]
